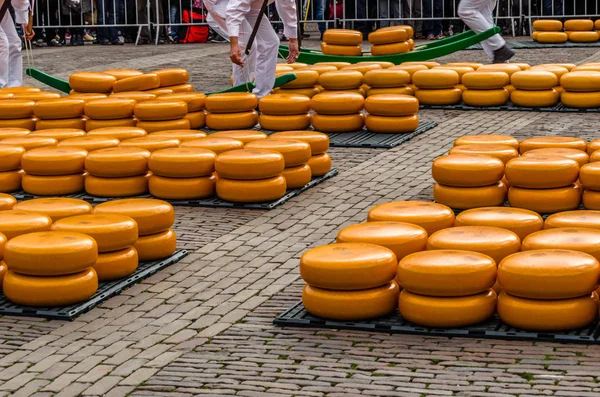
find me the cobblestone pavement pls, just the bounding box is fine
[4,41,600,396]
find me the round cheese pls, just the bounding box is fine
[112,74,160,93]
[314,62,352,69]
[205,92,257,113]
[0,145,25,172]
[310,92,364,115]
[412,69,459,89]
[530,65,569,80]
[29,128,85,141]
[183,111,206,129]
[58,136,119,151]
[21,147,87,176]
[368,27,409,44]
[560,71,600,92]
[319,70,363,90]
[206,111,258,130]
[463,89,509,106]
[580,162,600,190]
[366,86,414,97]
[215,149,284,180]
[0,118,37,131]
[533,19,563,31]
[389,64,428,78]
[245,139,311,167]
[433,182,507,210]
[148,130,206,142]
[367,201,455,235]
[371,42,410,56]
[564,19,594,31]
[149,174,216,199]
[432,154,504,187]
[433,66,475,82]
[216,175,287,202]
[477,63,522,76]
[561,91,600,109]
[180,137,244,154]
[447,62,484,70]
[209,130,267,144]
[152,68,189,87]
[85,173,150,197]
[33,98,85,120]
[520,136,587,154]
[85,147,150,177]
[508,184,581,213]
[455,207,543,240]
[0,210,52,240]
[0,170,23,193]
[149,147,215,177]
[84,98,136,120]
[93,198,174,236]
[103,69,143,80]
[522,228,600,261]
[363,70,410,88]
[110,91,157,102]
[545,210,600,230]
[311,113,364,132]
[259,114,311,131]
[13,92,61,101]
[453,135,519,150]
[119,136,180,152]
[415,88,462,105]
[280,70,319,89]
[0,194,16,211]
[136,119,191,133]
[70,72,116,93]
[583,189,600,210]
[13,198,91,223]
[134,100,188,122]
[94,247,138,281]
[0,86,40,93]
[85,118,137,131]
[307,153,331,176]
[510,89,559,107]
[510,71,557,92]
[35,118,87,131]
[536,31,568,43]
[157,93,205,112]
[134,228,176,261]
[323,29,363,45]
[68,93,109,103]
[505,155,579,188]
[401,61,440,68]
[22,173,85,195]
[269,131,329,155]
[0,128,30,140]
[321,42,362,56]
[274,87,320,98]
[462,71,510,89]
[281,164,311,189]
[365,114,419,133]
[300,65,338,75]
[523,147,589,167]
[364,94,418,116]
[258,94,311,115]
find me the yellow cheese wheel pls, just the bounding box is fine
[300,65,339,76]
[520,136,587,154]
[0,145,25,171]
[1,136,58,151]
[156,93,205,112]
[476,64,521,77]
[313,62,352,70]
[389,64,428,79]
[368,27,409,44]
[274,87,321,98]
[310,92,364,115]
[0,99,35,119]
[258,94,311,115]
[70,72,116,93]
[323,29,363,45]
[68,93,109,103]
[0,210,52,240]
[259,114,311,131]
[510,89,559,107]
[119,136,180,152]
[182,111,206,129]
[205,92,257,114]
[453,135,519,149]
[33,98,85,120]
[22,173,85,195]
[281,164,311,188]
[447,62,484,70]
[303,282,398,321]
[85,147,150,177]
[245,139,311,167]
[3,268,98,307]
[511,71,557,90]
[320,43,362,56]
[342,64,384,75]
[399,289,496,328]
[287,63,308,69]
[498,291,598,331]
[588,140,600,155]
[215,149,284,180]
[0,118,37,131]
[545,210,600,230]
[208,130,267,144]
[415,88,462,105]
[84,98,136,120]
[113,73,160,93]
[0,86,40,94]
[29,128,85,141]
[523,148,589,167]
[365,86,414,97]
[21,147,87,176]
[152,68,189,87]
[0,170,23,193]
[580,162,600,190]
[455,207,543,240]
[13,92,62,102]
[371,42,410,56]
[137,118,191,133]
[149,130,206,142]
[537,31,569,43]
[0,128,30,140]
[432,154,504,187]
[206,111,258,130]
[51,213,138,252]
[564,19,594,31]
[533,19,563,31]
[367,201,454,235]
[94,247,138,281]
[93,198,174,235]
[311,113,364,132]
[306,153,331,176]
[85,118,137,131]
[0,235,4,261]
[148,147,215,177]
[269,131,328,155]
[505,155,579,188]
[35,118,87,131]
[133,100,188,122]
[103,69,143,81]
[530,65,569,80]
[560,71,600,92]
[542,63,575,72]
[58,136,120,152]
[583,189,600,210]
[180,137,244,154]
[134,228,177,261]
[216,176,286,203]
[561,91,600,109]
[597,19,600,29]
[508,184,581,213]
[280,70,320,89]
[146,88,174,97]
[412,69,459,89]
[364,94,418,116]
[85,173,150,197]
[434,182,507,210]
[110,91,157,102]
[365,114,419,133]
[0,194,16,211]
[573,65,600,72]
[433,66,475,82]
[462,71,510,90]
[462,89,509,107]
[521,228,600,261]
[149,174,216,199]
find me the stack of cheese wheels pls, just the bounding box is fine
[3,231,99,307]
[461,71,510,107]
[300,243,399,320]
[276,70,320,99]
[363,69,412,97]
[134,100,190,133]
[364,94,419,133]
[269,130,331,177]
[564,20,599,43]
[33,98,86,130]
[84,147,152,197]
[510,70,559,108]
[245,139,312,189]
[498,249,600,331]
[52,213,139,281]
[12,198,92,222]
[318,70,364,97]
[579,162,600,209]
[310,92,365,133]
[560,71,600,109]
[157,92,206,129]
[368,26,411,56]
[413,69,462,105]
[214,149,287,202]
[0,99,36,130]
[432,154,507,209]
[367,201,455,235]
[84,98,137,131]
[505,155,581,213]
[205,93,258,130]
[258,94,311,131]
[93,199,176,261]
[148,148,217,199]
[0,145,25,193]
[21,147,87,195]
[321,29,363,57]
[532,19,566,43]
[398,250,497,327]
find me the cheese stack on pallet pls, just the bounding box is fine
[0,145,25,193]
[148,148,217,199]
[21,147,87,195]
[275,70,320,98]
[510,70,560,108]
[33,98,86,130]
[84,98,137,131]
[205,93,258,130]
[560,71,600,109]
[432,154,507,209]
[0,99,37,131]
[93,199,176,261]
[269,131,332,177]
[157,92,207,129]
[300,243,400,321]
[368,26,412,56]
[321,29,363,57]
[258,94,311,131]
[564,19,599,43]
[85,147,152,197]
[363,69,413,97]
[52,213,139,281]
[214,149,287,203]
[498,250,600,331]
[310,92,365,133]
[461,71,510,107]
[3,231,99,307]
[318,70,364,97]
[413,69,462,105]
[364,94,419,133]
[532,19,566,43]
[135,100,190,133]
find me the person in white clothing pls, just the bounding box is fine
[0,0,34,88]
[226,0,299,98]
[457,0,514,63]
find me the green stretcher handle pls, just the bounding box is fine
[26,68,71,93]
[278,27,501,65]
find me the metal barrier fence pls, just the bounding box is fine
[29,0,600,45]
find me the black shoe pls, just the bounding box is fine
[210,35,226,43]
[111,39,124,45]
[492,45,515,64]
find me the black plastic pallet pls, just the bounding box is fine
[467,41,600,50]
[421,103,599,113]
[274,301,600,344]
[10,170,338,210]
[0,249,188,321]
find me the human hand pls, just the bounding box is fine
[287,38,299,64]
[230,38,244,67]
[22,24,35,41]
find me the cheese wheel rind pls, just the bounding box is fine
[216,176,287,203]
[323,29,363,46]
[311,113,364,133]
[94,247,138,281]
[0,146,25,172]
[119,136,181,152]
[412,69,460,89]
[433,182,507,210]
[508,185,582,214]
[455,207,543,241]
[21,147,88,176]
[306,153,332,177]
[321,43,362,56]
[258,94,311,115]
[505,155,579,188]
[85,174,150,197]
[269,131,329,155]
[205,93,258,113]
[134,100,188,121]
[0,210,52,240]
[134,228,177,261]
[22,173,85,196]
[259,114,311,131]
[149,175,216,199]
[415,88,462,105]
[462,71,510,89]
[149,147,215,177]
[364,94,418,116]
[84,98,136,120]
[245,139,312,167]
[205,111,258,130]
[281,164,311,189]
[34,98,85,120]
[533,19,562,31]
[180,137,245,155]
[69,72,116,93]
[319,71,363,90]
[113,74,160,93]
[311,92,364,115]
[215,149,284,180]
[462,89,509,107]
[523,148,589,167]
[432,154,504,187]
[510,89,559,107]
[519,136,587,154]
[93,198,174,235]
[511,71,558,90]
[13,198,92,222]
[367,201,454,235]
[85,147,150,177]
[521,227,600,261]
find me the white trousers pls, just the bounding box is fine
[242,9,279,98]
[0,12,23,88]
[458,0,505,61]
